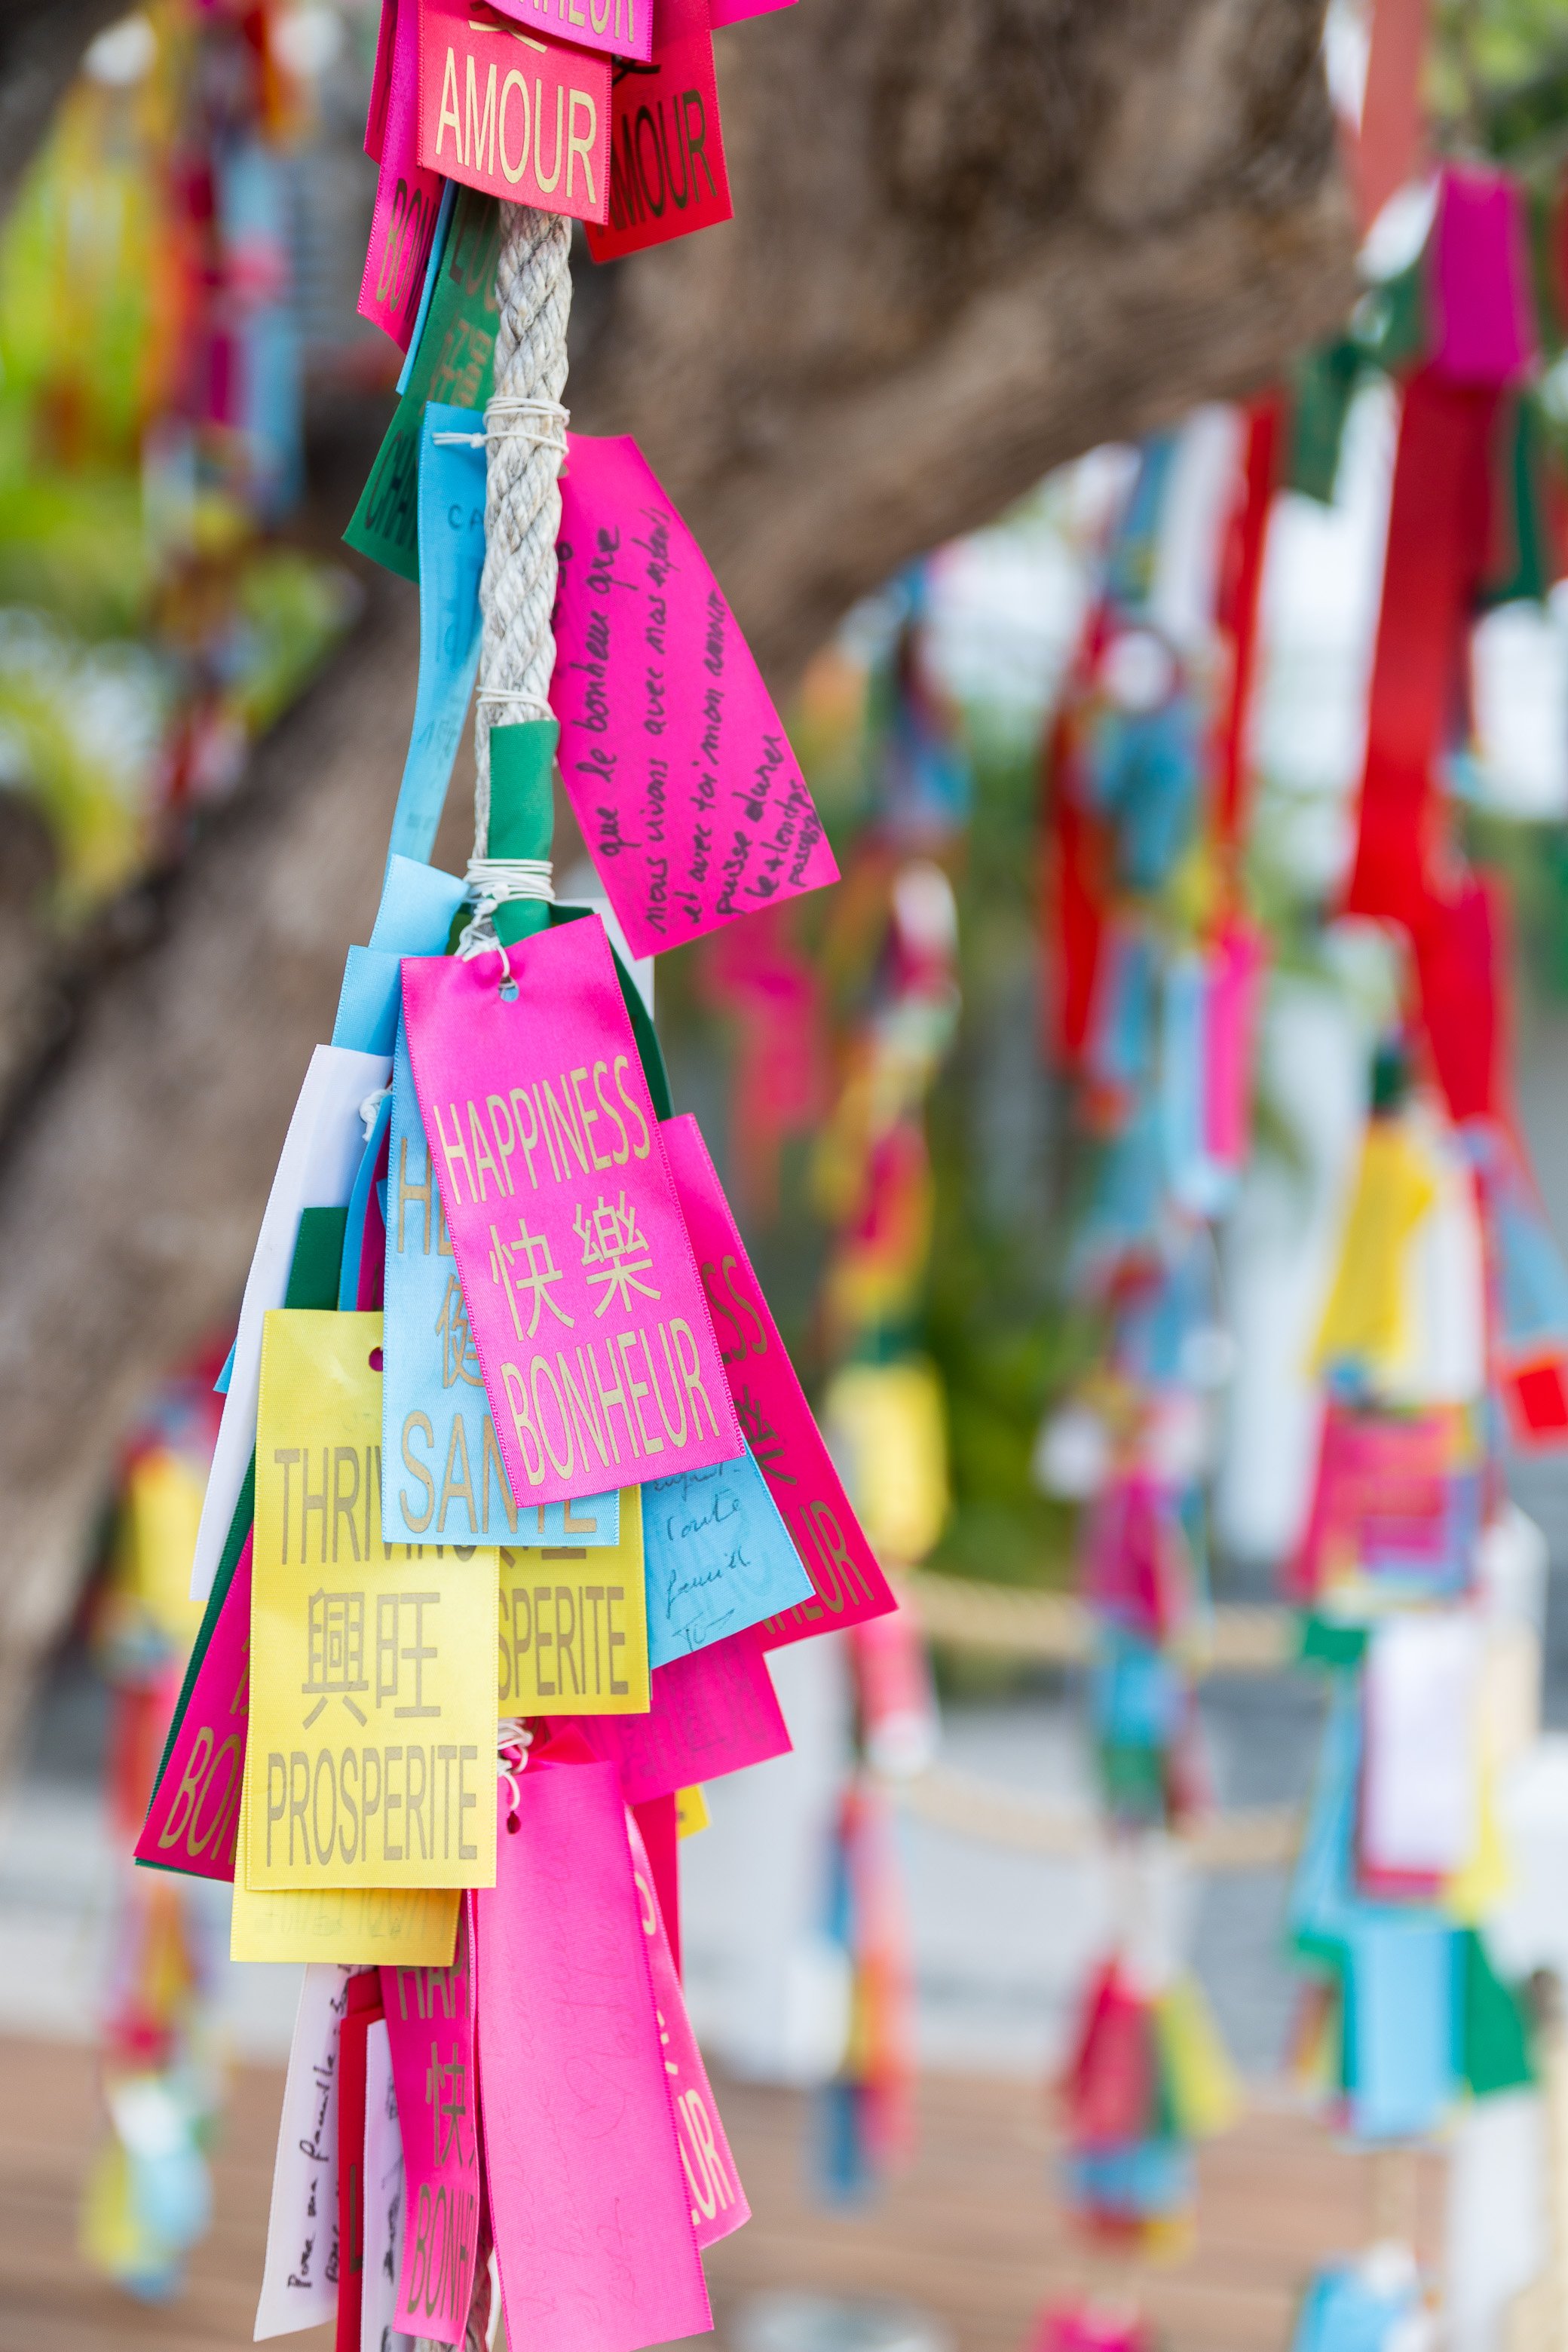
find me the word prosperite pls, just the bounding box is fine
[261,1738,484,1875]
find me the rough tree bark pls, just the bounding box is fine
[0,0,1355,1747]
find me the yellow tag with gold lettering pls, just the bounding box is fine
[231,1757,459,1964]
[247,1310,499,1891]
[496,1487,648,1714]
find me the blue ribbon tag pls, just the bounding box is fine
[383,402,488,874]
[641,1445,813,1667]
[332,854,467,1054]
[380,1018,620,1546]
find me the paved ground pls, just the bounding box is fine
[0,2032,1441,2352]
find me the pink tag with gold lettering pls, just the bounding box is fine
[399,918,742,1510]
[662,1114,895,1646]
[417,0,611,225]
[134,1533,250,1882]
[485,0,653,66]
[359,0,445,348]
[476,1760,712,2352]
[381,1901,479,2347]
[625,1808,749,2247]
[551,434,839,957]
[570,1630,792,1803]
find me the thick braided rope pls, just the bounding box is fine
[474,203,571,856]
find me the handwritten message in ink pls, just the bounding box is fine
[642,1447,812,1666]
[551,435,839,958]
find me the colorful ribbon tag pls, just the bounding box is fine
[625,1807,749,2246]
[485,0,653,64]
[586,0,732,262]
[233,1741,460,1960]
[498,1493,650,1713]
[571,1628,791,1802]
[256,1964,355,2338]
[662,1114,894,1643]
[191,1046,392,1604]
[247,1311,499,1891]
[399,917,743,1507]
[366,0,397,159]
[642,1446,813,1665]
[135,1532,250,1882]
[382,1021,620,1545]
[417,0,611,223]
[359,0,446,349]
[231,1800,461,1965]
[346,188,504,586]
[707,0,797,18]
[476,1761,712,2352]
[550,435,839,957]
[381,1902,481,2347]
[384,406,488,872]
[337,1972,387,2352]
[360,2020,413,2352]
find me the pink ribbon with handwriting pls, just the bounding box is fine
[133,1532,250,1882]
[380,1900,480,2348]
[625,1807,749,2247]
[568,1628,792,1803]
[400,918,742,1509]
[662,1113,894,1645]
[476,1759,712,2352]
[358,0,445,349]
[551,435,839,958]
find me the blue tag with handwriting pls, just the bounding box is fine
[641,1444,813,1666]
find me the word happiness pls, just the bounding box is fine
[427,1052,651,1196]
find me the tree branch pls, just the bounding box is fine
[0,0,1353,1741]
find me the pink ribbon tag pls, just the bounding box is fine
[381,1901,480,2347]
[400,918,742,1510]
[586,0,732,262]
[417,0,611,225]
[625,1806,749,2247]
[134,1531,251,1882]
[1202,918,1264,1169]
[1432,164,1538,387]
[570,1628,792,1803]
[662,1113,894,1645]
[484,0,653,66]
[359,0,446,348]
[551,433,839,957]
[476,1759,712,2352]
[709,0,797,18]
[365,0,397,159]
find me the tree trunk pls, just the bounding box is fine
[0,0,1354,1749]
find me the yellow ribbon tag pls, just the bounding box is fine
[247,1310,498,1891]
[674,1784,709,1839]
[1314,1122,1437,1379]
[231,1757,459,1964]
[497,1487,649,1714]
